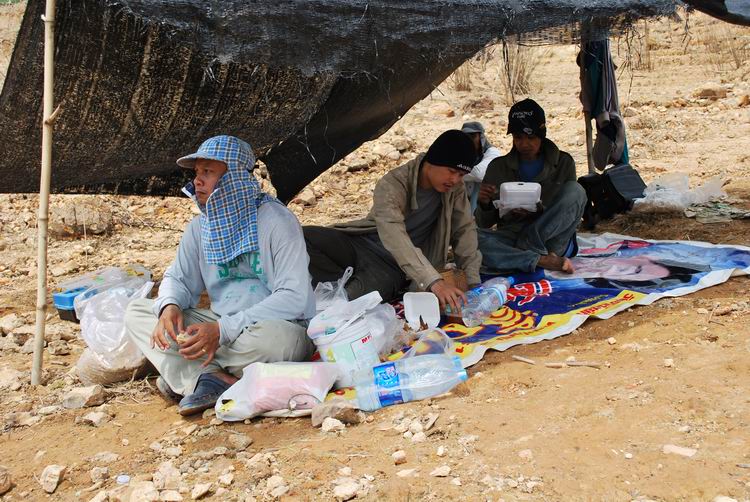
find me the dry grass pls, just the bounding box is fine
[617,20,653,72]
[451,61,472,92]
[703,24,750,71]
[498,40,548,106]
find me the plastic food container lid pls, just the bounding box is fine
[403,292,440,331]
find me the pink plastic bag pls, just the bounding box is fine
[215,362,341,421]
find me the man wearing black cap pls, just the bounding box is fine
[303,130,482,310]
[476,98,586,273]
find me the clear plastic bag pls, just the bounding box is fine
[76,348,150,385]
[363,302,401,354]
[79,278,153,370]
[308,290,382,340]
[403,328,455,358]
[313,266,353,313]
[73,264,152,319]
[634,174,725,211]
[215,362,341,421]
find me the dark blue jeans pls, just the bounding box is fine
[478,181,586,273]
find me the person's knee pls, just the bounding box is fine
[235,320,311,361]
[477,228,502,250]
[560,181,587,207]
[124,298,153,329]
[345,274,402,303]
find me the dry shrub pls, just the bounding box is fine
[450,46,497,92]
[620,20,653,72]
[451,61,472,92]
[461,96,495,114]
[498,40,547,106]
[700,24,749,72]
[628,114,658,131]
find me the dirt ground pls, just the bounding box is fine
[1,4,750,501]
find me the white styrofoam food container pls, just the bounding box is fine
[403,292,440,331]
[493,182,541,216]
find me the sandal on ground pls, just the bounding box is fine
[178,373,232,416]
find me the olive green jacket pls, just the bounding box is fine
[333,153,482,290]
[475,138,576,229]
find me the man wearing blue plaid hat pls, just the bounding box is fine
[125,135,316,415]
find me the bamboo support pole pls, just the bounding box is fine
[31,0,57,386]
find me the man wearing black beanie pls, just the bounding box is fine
[303,130,482,310]
[475,98,587,273]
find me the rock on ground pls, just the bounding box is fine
[430,465,451,477]
[160,489,183,501]
[49,200,113,238]
[191,482,212,499]
[39,464,66,494]
[77,411,111,427]
[128,480,159,501]
[89,491,108,502]
[0,366,22,391]
[292,188,317,206]
[0,465,12,495]
[396,469,417,478]
[90,451,120,464]
[0,313,23,335]
[62,385,107,409]
[311,400,365,427]
[321,417,345,432]
[333,478,359,501]
[89,466,109,483]
[662,444,697,457]
[153,461,181,490]
[227,433,253,451]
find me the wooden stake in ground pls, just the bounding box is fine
[511,355,536,365]
[584,111,595,175]
[32,0,58,386]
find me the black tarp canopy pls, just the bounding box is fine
[2,0,742,202]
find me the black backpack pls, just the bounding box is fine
[578,164,646,230]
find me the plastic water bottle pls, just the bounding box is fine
[354,354,468,411]
[461,277,515,328]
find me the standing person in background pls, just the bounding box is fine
[303,130,482,312]
[475,99,586,274]
[461,121,502,211]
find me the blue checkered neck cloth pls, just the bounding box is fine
[182,135,277,265]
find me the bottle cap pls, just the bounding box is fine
[458,369,468,382]
[451,355,462,369]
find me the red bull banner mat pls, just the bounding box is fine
[438,233,750,368]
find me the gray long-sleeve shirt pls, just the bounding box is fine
[152,202,315,346]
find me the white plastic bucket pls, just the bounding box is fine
[314,317,380,387]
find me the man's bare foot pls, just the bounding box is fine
[537,254,575,274]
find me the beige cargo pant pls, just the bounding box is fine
[125,298,315,396]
